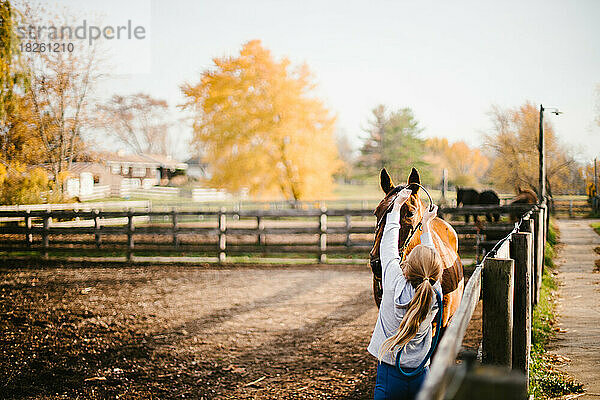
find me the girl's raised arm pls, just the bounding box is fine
[380,188,413,273]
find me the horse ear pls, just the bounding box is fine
[408,167,420,194]
[380,168,394,194]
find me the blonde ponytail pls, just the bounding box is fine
[378,245,443,362]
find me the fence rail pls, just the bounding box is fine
[0,204,535,262]
[552,199,593,217]
[0,200,151,212]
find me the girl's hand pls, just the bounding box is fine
[422,204,438,225]
[392,188,413,212]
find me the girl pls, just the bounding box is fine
[367,187,443,400]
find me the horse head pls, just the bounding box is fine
[369,167,465,325]
[369,167,425,306]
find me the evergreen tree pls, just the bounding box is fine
[358,105,430,183]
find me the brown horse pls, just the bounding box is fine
[509,187,538,221]
[512,187,538,204]
[369,168,464,327]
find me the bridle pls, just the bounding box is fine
[374,182,434,258]
[369,183,435,305]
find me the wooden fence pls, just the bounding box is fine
[0,204,534,262]
[552,199,592,217]
[417,203,546,400]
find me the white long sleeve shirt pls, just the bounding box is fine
[367,209,442,367]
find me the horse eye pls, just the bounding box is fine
[406,210,414,217]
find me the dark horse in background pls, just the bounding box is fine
[456,188,500,223]
[370,168,464,328]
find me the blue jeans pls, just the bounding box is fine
[373,361,428,400]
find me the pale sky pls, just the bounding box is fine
[48,0,600,161]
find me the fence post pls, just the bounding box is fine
[319,207,327,263]
[127,210,135,262]
[172,208,179,248]
[42,211,50,258]
[257,214,266,246]
[540,202,548,253]
[509,232,532,381]
[569,200,573,217]
[534,208,544,305]
[520,217,536,316]
[94,209,101,248]
[25,209,32,247]
[443,364,527,400]
[529,209,539,306]
[482,257,514,367]
[218,208,227,263]
[345,214,351,247]
[475,232,482,262]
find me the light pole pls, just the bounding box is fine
[538,104,562,202]
[594,158,598,196]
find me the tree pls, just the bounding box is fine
[357,105,429,182]
[19,5,100,182]
[0,1,49,205]
[0,95,43,165]
[0,2,100,203]
[425,138,489,188]
[0,166,51,204]
[581,160,598,196]
[0,0,25,126]
[334,129,355,182]
[357,105,386,174]
[98,93,173,155]
[484,102,576,196]
[181,40,340,200]
[0,1,38,167]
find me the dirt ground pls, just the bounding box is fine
[0,263,481,399]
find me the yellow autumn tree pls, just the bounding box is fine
[484,102,576,196]
[582,161,598,197]
[425,138,489,187]
[181,40,340,200]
